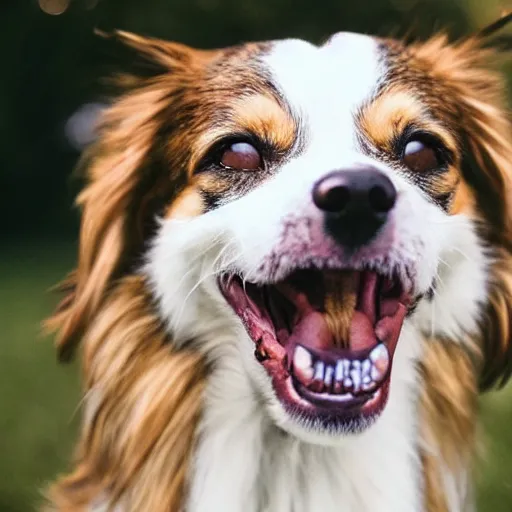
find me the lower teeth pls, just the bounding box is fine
[291,343,389,396]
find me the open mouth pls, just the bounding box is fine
[219,268,410,431]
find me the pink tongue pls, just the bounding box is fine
[287,311,333,351]
[288,271,380,352]
[289,309,378,352]
[357,272,379,325]
[349,311,378,351]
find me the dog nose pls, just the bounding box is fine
[312,168,396,248]
[313,168,396,215]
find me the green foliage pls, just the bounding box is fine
[0,245,80,512]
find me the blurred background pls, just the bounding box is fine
[1,0,511,510]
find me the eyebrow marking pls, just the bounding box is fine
[358,88,458,155]
[189,93,298,174]
[230,94,297,151]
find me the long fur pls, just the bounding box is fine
[45,16,512,511]
[407,27,512,510]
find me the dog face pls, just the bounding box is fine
[144,31,512,439]
[51,29,512,444]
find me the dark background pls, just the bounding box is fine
[1,1,511,510]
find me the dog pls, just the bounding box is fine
[46,13,512,512]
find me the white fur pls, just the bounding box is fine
[262,34,384,152]
[185,319,423,512]
[142,34,489,511]
[415,218,489,341]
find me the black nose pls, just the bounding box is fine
[312,168,397,248]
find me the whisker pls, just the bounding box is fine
[173,244,243,330]
[169,233,226,292]
[438,256,452,271]
[449,246,473,263]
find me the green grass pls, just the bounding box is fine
[0,242,511,511]
[0,243,80,512]
[478,388,512,510]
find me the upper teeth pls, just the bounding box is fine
[291,343,390,396]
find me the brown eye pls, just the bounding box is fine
[220,142,262,171]
[402,139,439,172]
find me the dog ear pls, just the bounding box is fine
[476,11,512,51]
[461,83,512,390]
[459,15,512,390]
[45,32,196,361]
[95,30,200,85]
[410,16,512,390]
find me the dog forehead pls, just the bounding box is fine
[262,33,386,124]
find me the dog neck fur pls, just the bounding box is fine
[186,321,423,512]
[143,206,487,512]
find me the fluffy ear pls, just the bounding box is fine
[45,31,195,361]
[410,14,512,390]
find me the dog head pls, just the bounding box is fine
[49,19,512,445]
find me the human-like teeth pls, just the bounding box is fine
[369,343,390,382]
[311,361,325,392]
[335,360,345,382]
[370,366,381,382]
[324,365,334,389]
[343,359,350,378]
[293,344,390,396]
[333,361,344,393]
[292,346,314,385]
[314,361,325,379]
[350,368,361,393]
[362,359,371,380]
[369,343,389,369]
[361,379,377,392]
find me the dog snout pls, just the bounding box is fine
[312,167,397,248]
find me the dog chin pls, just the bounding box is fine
[241,335,384,445]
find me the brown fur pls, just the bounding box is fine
[44,32,290,509]
[419,340,479,512]
[45,20,512,512]
[43,34,212,509]
[359,88,458,155]
[323,271,358,346]
[164,186,205,220]
[449,180,476,216]
[408,25,512,511]
[47,276,205,511]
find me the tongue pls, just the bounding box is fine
[287,311,334,351]
[356,272,379,326]
[288,271,381,352]
[349,311,379,350]
[288,308,378,352]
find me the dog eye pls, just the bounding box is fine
[220,142,262,171]
[402,139,439,172]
